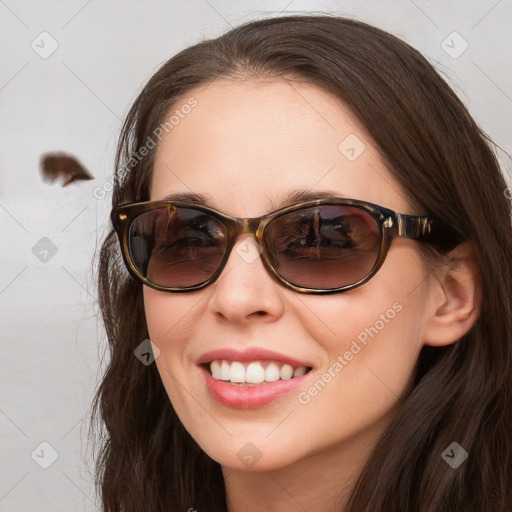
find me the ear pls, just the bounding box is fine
[422,242,482,347]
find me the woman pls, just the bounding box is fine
[92,14,512,511]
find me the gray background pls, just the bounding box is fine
[0,1,510,510]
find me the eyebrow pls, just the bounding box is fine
[162,189,344,211]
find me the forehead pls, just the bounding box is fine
[150,78,411,215]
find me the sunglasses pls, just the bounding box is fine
[111,198,454,295]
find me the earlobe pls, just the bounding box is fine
[422,242,482,347]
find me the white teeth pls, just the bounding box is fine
[229,361,245,383]
[265,363,280,382]
[220,360,230,380]
[280,364,294,380]
[210,360,221,379]
[293,366,306,377]
[245,362,265,384]
[208,359,309,384]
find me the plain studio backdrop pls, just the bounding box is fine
[0,1,510,510]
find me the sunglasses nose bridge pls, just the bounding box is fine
[231,217,265,237]
[224,217,266,263]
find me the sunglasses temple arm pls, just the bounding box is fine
[395,213,462,252]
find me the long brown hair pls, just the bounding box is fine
[92,14,512,511]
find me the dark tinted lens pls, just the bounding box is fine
[128,207,227,287]
[265,205,381,289]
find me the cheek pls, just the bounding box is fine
[294,285,423,372]
[143,286,201,343]
[294,297,415,399]
[292,248,428,427]
[142,287,200,406]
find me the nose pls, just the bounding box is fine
[208,234,285,324]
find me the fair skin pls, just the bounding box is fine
[143,78,480,511]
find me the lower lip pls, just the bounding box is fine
[199,366,310,409]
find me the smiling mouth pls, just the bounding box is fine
[203,359,313,386]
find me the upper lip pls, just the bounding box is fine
[197,347,313,368]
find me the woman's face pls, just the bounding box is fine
[144,78,432,471]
